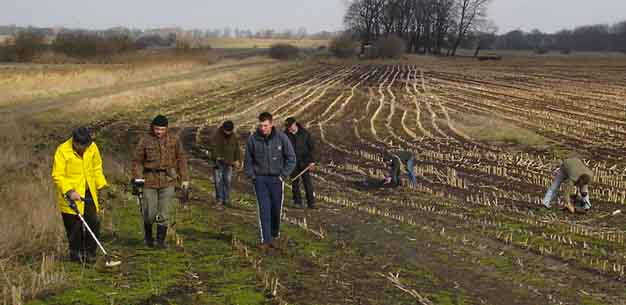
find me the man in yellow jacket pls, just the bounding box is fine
[52,127,108,263]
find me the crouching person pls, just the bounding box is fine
[52,127,109,263]
[542,156,593,213]
[383,151,417,188]
[245,112,296,250]
[133,115,189,248]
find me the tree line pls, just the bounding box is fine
[491,21,626,53]
[343,0,492,56]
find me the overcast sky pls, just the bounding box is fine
[2,0,626,34]
[489,0,626,33]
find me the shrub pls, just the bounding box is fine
[374,35,405,59]
[12,30,46,62]
[269,43,300,60]
[0,45,14,62]
[52,32,134,58]
[134,35,171,49]
[329,34,358,58]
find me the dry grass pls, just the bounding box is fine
[206,37,328,49]
[44,57,280,122]
[452,114,549,150]
[0,119,67,305]
[0,59,217,107]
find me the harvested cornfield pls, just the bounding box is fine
[19,55,626,305]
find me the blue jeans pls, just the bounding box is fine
[543,168,565,208]
[253,176,284,244]
[214,162,233,204]
[406,158,417,187]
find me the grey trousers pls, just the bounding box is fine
[143,187,175,225]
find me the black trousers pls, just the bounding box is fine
[291,165,315,207]
[61,191,100,256]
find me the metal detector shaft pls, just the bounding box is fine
[75,212,109,256]
[66,196,109,256]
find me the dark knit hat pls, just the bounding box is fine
[72,127,93,146]
[222,120,234,132]
[152,115,168,127]
[285,117,296,128]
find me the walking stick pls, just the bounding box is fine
[291,164,314,183]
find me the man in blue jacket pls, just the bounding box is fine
[245,112,296,250]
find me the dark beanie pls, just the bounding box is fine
[285,117,296,128]
[152,115,168,127]
[222,120,234,132]
[72,127,93,146]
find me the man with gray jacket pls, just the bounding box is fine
[245,112,296,250]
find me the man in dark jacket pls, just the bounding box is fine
[542,156,593,213]
[208,121,241,208]
[383,150,417,187]
[245,112,296,250]
[285,117,316,209]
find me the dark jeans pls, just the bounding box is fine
[253,176,284,244]
[61,190,99,257]
[214,161,233,204]
[291,165,315,207]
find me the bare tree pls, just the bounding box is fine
[344,0,385,51]
[343,0,492,56]
[450,0,490,56]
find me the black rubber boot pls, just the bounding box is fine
[144,223,154,248]
[156,225,168,249]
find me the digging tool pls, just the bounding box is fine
[66,196,122,267]
[291,164,314,183]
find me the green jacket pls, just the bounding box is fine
[209,127,241,166]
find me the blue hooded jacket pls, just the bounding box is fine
[244,127,296,180]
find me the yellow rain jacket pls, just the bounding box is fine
[51,139,108,215]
